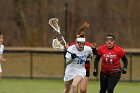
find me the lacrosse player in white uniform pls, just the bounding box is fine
[64,37,93,93]
[0,31,6,80]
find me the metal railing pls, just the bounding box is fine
[3,48,140,81]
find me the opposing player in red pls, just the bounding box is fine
[93,33,128,93]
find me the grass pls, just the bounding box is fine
[0,78,140,93]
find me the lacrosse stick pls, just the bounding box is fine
[49,18,67,45]
[52,38,64,50]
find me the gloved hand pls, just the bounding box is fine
[122,67,127,74]
[71,53,77,59]
[93,69,98,77]
[85,60,90,70]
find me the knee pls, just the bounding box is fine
[80,88,86,93]
[71,83,78,89]
[64,88,70,93]
[64,87,71,93]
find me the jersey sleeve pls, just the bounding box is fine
[69,42,76,46]
[65,45,73,58]
[83,46,93,60]
[88,47,93,58]
[0,45,4,54]
[97,46,102,55]
[85,42,93,47]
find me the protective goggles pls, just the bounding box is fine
[106,37,114,42]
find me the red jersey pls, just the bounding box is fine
[97,44,125,74]
[69,42,92,47]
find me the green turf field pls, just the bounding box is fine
[0,78,140,93]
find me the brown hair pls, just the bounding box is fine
[76,32,85,38]
[76,22,89,38]
[77,22,89,34]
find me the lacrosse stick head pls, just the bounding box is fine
[48,18,60,34]
[52,38,64,50]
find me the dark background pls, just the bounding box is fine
[0,0,140,48]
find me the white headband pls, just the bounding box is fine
[76,38,86,43]
[106,36,113,39]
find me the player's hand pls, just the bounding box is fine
[71,53,77,59]
[122,67,127,74]
[93,69,98,77]
[92,42,96,48]
[85,60,90,70]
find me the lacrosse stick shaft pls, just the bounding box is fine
[61,36,67,45]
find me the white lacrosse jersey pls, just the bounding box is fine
[64,45,93,81]
[0,44,4,72]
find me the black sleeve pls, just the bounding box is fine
[92,48,97,55]
[63,49,67,59]
[94,54,101,70]
[121,55,128,69]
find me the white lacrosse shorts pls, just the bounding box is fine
[64,66,86,81]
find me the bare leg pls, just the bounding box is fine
[80,76,88,93]
[0,72,1,80]
[71,75,83,93]
[0,72,1,86]
[64,80,73,93]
